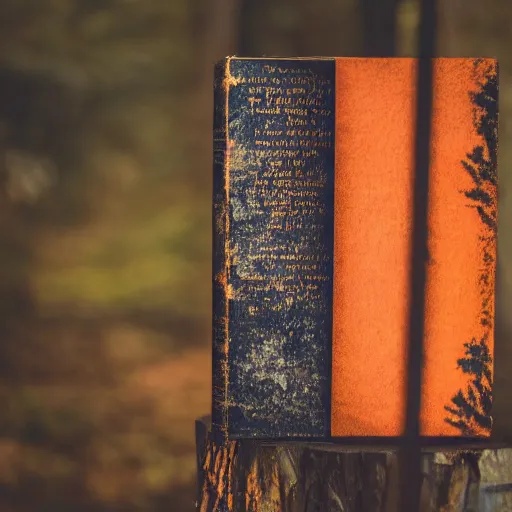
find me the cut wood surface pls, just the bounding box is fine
[196,417,512,511]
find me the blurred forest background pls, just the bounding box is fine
[0,1,511,511]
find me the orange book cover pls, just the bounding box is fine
[212,57,498,439]
[332,57,497,437]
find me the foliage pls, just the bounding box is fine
[0,0,207,92]
[444,60,498,436]
[0,2,213,511]
[444,336,493,435]
[461,60,498,235]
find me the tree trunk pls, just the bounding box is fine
[196,416,512,511]
[236,0,363,58]
[359,0,398,56]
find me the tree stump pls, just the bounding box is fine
[196,417,512,511]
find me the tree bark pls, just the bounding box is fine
[196,417,512,511]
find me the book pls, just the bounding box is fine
[212,57,498,440]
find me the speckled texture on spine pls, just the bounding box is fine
[212,58,335,439]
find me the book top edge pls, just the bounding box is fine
[217,56,498,63]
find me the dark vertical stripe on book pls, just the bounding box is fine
[212,60,230,439]
[401,0,437,508]
[212,58,335,438]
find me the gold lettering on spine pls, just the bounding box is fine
[231,62,332,313]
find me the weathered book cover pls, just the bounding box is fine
[212,57,498,439]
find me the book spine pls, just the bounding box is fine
[212,58,230,438]
[213,58,335,439]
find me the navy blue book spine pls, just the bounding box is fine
[212,58,335,439]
